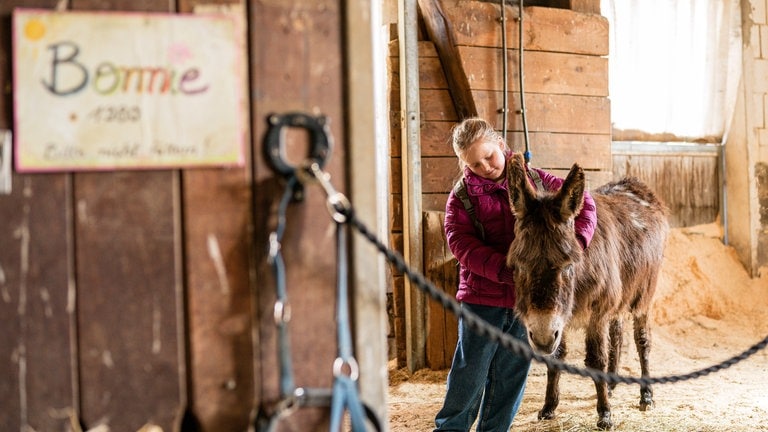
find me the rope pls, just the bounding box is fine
[296,161,768,387]
[500,0,508,142]
[345,204,768,385]
[518,0,532,164]
[499,0,532,162]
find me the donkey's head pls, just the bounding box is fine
[505,153,586,355]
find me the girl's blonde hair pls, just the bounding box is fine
[450,117,507,170]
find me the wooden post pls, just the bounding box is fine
[345,0,390,423]
[399,0,426,372]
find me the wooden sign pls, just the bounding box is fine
[12,9,245,172]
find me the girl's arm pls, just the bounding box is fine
[444,191,510,282]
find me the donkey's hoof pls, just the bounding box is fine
[596,414,613,430]
[639,397,655,411]
[537,408,556,421]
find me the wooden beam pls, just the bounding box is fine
[345,0,389,422]
[399,0,427,373]
[417,0,478,119]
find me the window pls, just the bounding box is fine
[601,0,742,143]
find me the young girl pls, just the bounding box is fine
[433,117,597,431]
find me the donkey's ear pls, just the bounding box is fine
[556,162,585,221]
[506,153,536,216]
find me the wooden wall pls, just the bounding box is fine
[612,143,721,228]
[0,1,355,431]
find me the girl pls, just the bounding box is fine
[433,117,597,431]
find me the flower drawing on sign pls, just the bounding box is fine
[168,42,193,64]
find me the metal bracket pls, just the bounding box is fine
[263,113,333,202]
[0,130,11,195]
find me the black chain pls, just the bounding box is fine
[333,203,768,387]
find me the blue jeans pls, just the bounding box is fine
[434,303,531,432]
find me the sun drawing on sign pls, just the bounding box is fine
[24,19,46,41]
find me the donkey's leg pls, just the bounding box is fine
[539,337,567,421]
[633,313,654,411]
[586,319,612,430]
[607,318,623,394]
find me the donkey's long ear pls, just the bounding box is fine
[556,162,586,221]
[506,153,536,217]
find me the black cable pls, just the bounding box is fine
[335,203,768,387]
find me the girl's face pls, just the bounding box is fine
[462,137,507,182]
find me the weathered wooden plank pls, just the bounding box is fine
[390,232,405,277]
[390,120,454,158]
[422,157,461,194]
[442,2,609,55]
[391,157,403,194]
[391,89,459,122]
[391,274,406,368]
[71,2,183,429]
[181,166,254,431]
[389,39,439,58]
[391,192,403,232]
[75,171,182,431]
[424,211,447,369]
[175,2,254,430]
[475,0,601,14]
[423,193,449,213]
[459,45,609,96]
[390,55,449,90]
[474,90,611,135]
[418,0,478,119]
[423,211,458,369]
[420,89,460,122]
[569,0,601,14]
[250,0,345,429]
[412,91,610,135]
[0,175,74,432]
[508,132,612,171]
[1,2,75,431]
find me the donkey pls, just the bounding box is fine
[504,153,668,430]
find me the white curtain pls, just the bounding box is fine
[601,0,742,142]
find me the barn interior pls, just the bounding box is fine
[0,0,767,431]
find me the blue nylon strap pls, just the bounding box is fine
[271,176,298,398]
[260,158,380,431]
[328,219,369,431]
[330,376,368,431]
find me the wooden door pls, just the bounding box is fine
[0,0,353,431]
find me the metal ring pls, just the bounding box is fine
[264,113,333,177]
[332,356,360,381]
[326,192,351,223]
[267,232,280,263]
[274,300,292,324]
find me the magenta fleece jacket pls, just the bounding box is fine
[444,160,597,309]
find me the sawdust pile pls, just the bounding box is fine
[388,224,768,431]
